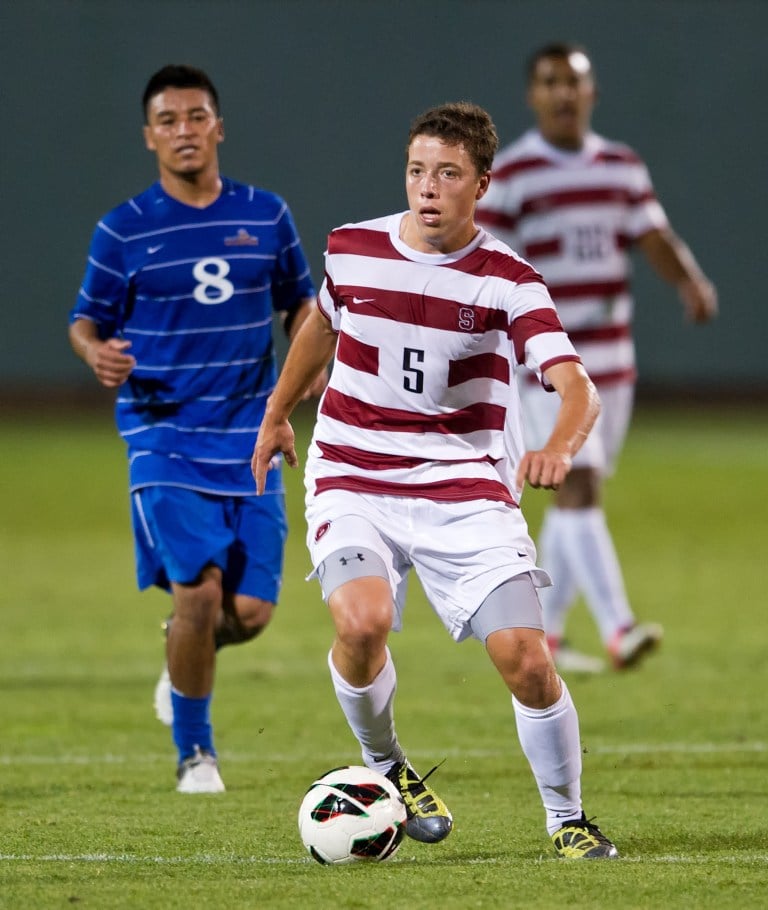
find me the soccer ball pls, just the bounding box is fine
[298,765,407,865]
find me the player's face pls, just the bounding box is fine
[143,87,223,178]
[527,52,595,150]
[402,136,490,254]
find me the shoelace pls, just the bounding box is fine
[416,758,446,786]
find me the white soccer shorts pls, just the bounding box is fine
[305,489,549,642]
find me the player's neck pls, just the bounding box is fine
[158,168,223,208]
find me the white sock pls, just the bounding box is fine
[545,507,634,644]
[538,507,579,642]
[513,679,583,835]
[328,648,405,774]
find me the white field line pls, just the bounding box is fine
[1,853,767,866]
[0,741,766,766]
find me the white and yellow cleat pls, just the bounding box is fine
[552,813,618,859]
[385,760,452,843]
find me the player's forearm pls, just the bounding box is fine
[545,363,601,459]
[638,227,707,288]
[68,317,100,365]
[285,296,318,341]
[267,310,335,421]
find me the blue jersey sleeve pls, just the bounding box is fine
[271,202,315,313]
[70,216,131,339]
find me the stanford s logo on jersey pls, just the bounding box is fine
[458,306,475,331]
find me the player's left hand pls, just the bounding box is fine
[678,275,718,323]
[516,449,573,491]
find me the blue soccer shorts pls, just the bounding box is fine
[131,485,287,601]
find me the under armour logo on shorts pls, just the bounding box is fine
[339,553,365,566]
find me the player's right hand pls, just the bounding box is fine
[89,338,136,388]
[252,419,298,495]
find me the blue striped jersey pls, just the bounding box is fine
[71,178,315,495]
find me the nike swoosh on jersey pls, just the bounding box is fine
[147,244,164,254]
[352,296,375,304]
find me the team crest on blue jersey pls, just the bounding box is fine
[224,228,259,246]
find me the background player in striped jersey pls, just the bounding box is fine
[69,65,324,793]
[476,43,718,673]
[253,102,618,858]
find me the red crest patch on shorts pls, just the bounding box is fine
[314,520,331,542]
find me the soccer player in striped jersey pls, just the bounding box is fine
[476,43,718,673]
[253,102,618,858]
[69,65,324,793]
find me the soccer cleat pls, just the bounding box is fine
[385,760,453,843]
[153,665,173,726]
[551,813,618,859]
[550,641,606,675]
[152,616,174,726]
[176,747,226,794]
[608,622,663,669]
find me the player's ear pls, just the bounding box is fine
[217,118,225,143]
[476,172,491,201]
[143,124,156,152]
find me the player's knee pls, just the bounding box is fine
[235,597,275,635]
[330,582,392,657]
[555,467,601,508]
[487,629,557,705]
[172,568,223,633]
[512,655,559,708]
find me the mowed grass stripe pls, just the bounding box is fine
[1,741,766,765]
[2,853,767,865]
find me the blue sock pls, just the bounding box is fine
[171,690,215,762]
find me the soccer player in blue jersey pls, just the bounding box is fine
[69,64,324,793]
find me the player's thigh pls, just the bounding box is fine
[595,382,634,475]
[413,499,548,642]
[131,485,235,590]
[224,493,287,603]
[307,496,406,599]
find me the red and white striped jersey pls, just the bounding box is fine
[305,211,580,506]
[476,130,669,387]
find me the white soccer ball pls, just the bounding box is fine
[298,765,407,865]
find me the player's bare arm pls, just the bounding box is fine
[252,306,336,493]
[283,297,330,400]
[516,361,600,491]
[68,318,136,388]
[637,228,718,324]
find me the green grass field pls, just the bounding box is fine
[1,403,766,909]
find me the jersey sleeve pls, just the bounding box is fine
[508,283,581,391]
[69,219,130,339]
[625,157,669,240]
[270,202,316,312]
[315,233,343,332]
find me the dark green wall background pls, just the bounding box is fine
[3,0,765,391]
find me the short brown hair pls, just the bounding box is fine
[407,102,498,176]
